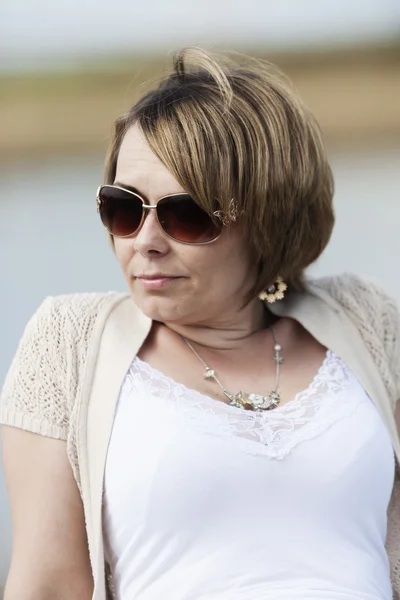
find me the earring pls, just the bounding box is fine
[259,276,287,303]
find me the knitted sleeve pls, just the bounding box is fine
[315,272,400,410]
[0,297,71,439]
[381,290,400,406]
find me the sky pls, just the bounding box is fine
[1,0,400,71]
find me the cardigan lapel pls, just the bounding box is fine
[82,295,151,599]
[268,285,400,462]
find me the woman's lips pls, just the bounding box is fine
[135,275,182,290]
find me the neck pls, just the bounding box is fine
[164,298,274,351]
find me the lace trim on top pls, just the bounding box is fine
[122,351,367,459]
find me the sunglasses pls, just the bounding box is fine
[96,185,222,245]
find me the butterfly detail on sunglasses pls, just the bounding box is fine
[212,198,244,226]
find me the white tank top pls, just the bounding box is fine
[103,351,395,600]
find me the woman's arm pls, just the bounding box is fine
[2,427,93,600]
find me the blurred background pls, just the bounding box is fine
[1,0,400,591]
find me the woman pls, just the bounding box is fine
[1,48,399,600]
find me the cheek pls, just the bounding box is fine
[190,238,251,288]
[113,239,134,276]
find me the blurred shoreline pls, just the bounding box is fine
[1,43,399,157]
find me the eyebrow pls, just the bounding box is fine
[112,181,191,201]
[113,181,145,198]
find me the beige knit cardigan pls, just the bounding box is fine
[1,273,400,600]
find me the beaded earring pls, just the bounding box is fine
[258,276,287,303]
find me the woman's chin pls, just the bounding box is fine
[132,292,188,324]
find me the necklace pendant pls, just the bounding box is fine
[244,393,267,410]
[244,390,281,411]
[224,388,281,411]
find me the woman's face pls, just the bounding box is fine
[113,124,256,325]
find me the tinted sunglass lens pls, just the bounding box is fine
[158,195,221,243]
[98,187,143,237]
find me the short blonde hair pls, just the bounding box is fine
[104,47,334,298]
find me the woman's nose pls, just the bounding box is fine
[133,207,170,256]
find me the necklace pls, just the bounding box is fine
[182,326,283,411]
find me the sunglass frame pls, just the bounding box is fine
[96,184,222,245]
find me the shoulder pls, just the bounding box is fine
[308,272,400,405]
[25,291,131,375]
[0,291,129,440]
[308,272,399,334]
[35,291,128,325]
[22,291,128,357]
[308,272,397,312]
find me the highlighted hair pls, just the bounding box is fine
[105,47,334,298]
